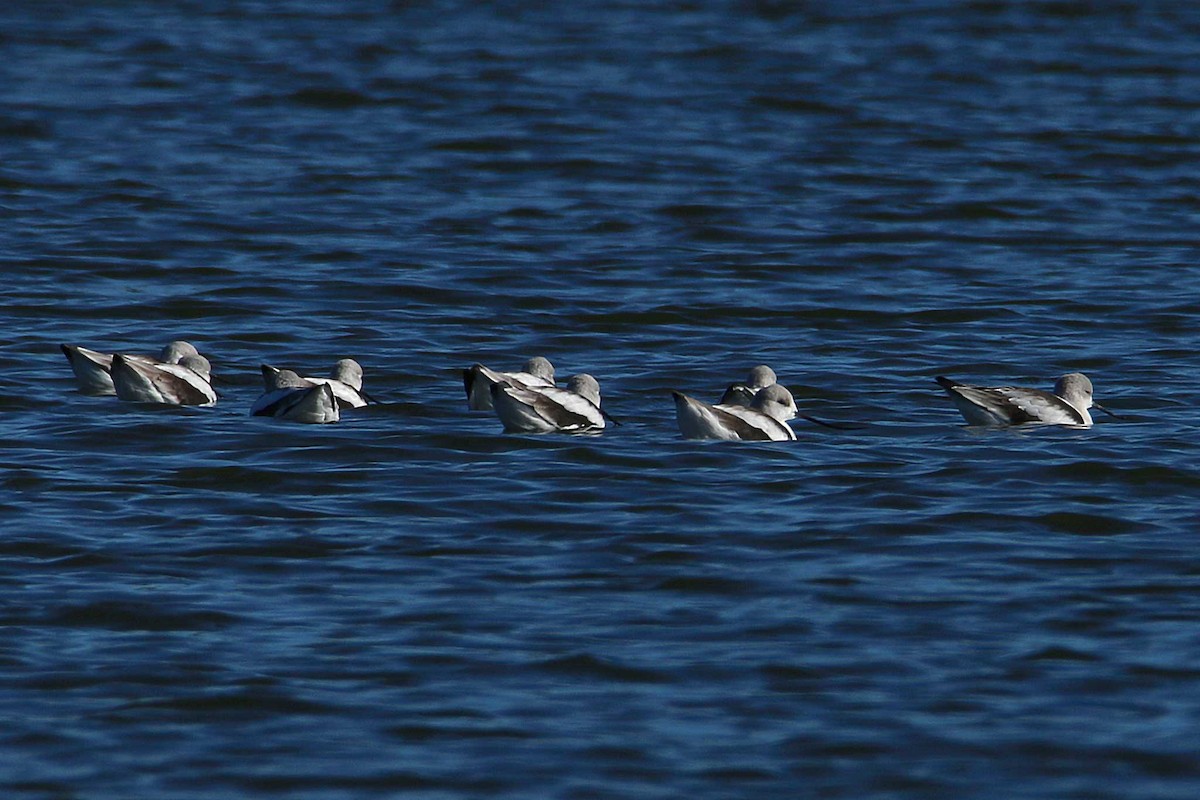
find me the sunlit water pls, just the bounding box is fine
[3,2,1200,798]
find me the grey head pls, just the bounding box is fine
[265,366,312,390]
[160,340,199,363]
[1054,372,1093,409]
[330,358,364,389]
[524,356,555,383]
[179,354,212,381]
[750,383,798,422]
[746,365,777,390]
[566,373,601,406]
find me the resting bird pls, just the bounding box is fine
[464,356,555,410]
[61,340,198,395]
[263,359,373,409]
[744,364,777,391]
[251,365,339,424]
[489,374,607,433]
[935,372,1112,427]
[250,364,340,422]
[717,383,757,407]
[715,364,778,406]
[111,353,216,407]
[673,383,798,441]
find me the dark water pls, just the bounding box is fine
[3,2,1200,797]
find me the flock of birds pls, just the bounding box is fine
[60,342,370,424]
[59,341,1117,437]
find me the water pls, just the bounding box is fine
[3,2,1200,797]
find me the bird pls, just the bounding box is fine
[61,340,198,395]
[111,353,216,406]
[464,357,555,410]
[262,359,373,409]
[489,373,608,433]
[717,382,758,407]
[673,383,798,441]
[935,372,1113,427]
[250,365,339,423]
[715,365,778,406]
[745,364,777,391]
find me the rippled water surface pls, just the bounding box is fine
[4,2,1200,798]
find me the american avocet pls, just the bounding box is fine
[674,383,798,441]
[251,365,339,423]
[111,353,216,407]
[745,365,777,391]
[61,340,198,395]
[264,359,373,409]
[936,373,1113,427]
[490,373,608,433]
[464,357,555,410]
[716,365,778,406]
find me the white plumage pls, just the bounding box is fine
[263,359,372,410]
[936,373,1101,427]
[464,357,555,410]
[251,366,340,424]
[490,374,606,433]
[61,340,198,395]
[674,383,798,441]
[111,353,216,407]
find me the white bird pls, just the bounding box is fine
[490,373,608,433]
[111,353,216,406]
[674,383,798,441]
[464,357,555,410]
[251,365,340,424]
[263,359,373,409]
[61,340,198,395]
[936,373,1112,427]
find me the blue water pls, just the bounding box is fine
[3,2,1200,798]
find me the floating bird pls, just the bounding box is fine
[464,357,555,410]
[263,359,373,409]
[936,373,1115,427]
[61,340,198,395]
[111,353,216,406]
[745,364,777,391]
[718,383,757,406]
[490,373,608,433]
[251,365,340,423]
[674,383,798,441]
[717,365,778,407]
